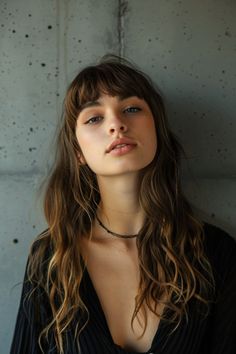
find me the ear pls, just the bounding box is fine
[77,152,87,165]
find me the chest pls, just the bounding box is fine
[82,240,164,352]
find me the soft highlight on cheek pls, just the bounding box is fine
[75,122,85,163]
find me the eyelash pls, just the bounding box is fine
[85,106,141,125]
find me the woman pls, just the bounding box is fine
[11,54,236,354]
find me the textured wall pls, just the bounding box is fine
[123,0,236,233]
[0,0,235,352]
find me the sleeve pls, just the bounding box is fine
[10,260,54,354]
[205,228,236,354]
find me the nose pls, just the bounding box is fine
[108,115,128,135]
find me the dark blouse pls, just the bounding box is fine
[10,222,236,354]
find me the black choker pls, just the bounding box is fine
[95,214,138,239]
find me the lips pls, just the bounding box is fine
[106,138,137,153]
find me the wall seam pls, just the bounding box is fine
[118,0,128,57]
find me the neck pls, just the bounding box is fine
[94,173,145,243]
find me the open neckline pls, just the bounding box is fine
[83,265,165,354]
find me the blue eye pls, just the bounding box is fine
[85,116,103,124]
[124,107,141,113]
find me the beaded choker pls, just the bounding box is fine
[95,214,138,239]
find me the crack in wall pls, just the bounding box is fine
[118,0,128,57]
[56,0,69,95]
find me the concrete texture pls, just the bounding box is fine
[124,0,236,178]
[0,0,235,353]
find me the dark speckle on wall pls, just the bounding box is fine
[225,30,231,37]
[13,239,18,244]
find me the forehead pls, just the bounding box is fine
[76,71,146,107]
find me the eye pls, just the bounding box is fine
[124,106,141,113]
[85,116,103,124]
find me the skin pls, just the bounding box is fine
[76,94,161,352]
[76,94,157,248]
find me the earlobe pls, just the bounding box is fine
[78,153,86,165]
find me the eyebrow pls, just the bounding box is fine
[80,100,102,111]
[79,96,139,112]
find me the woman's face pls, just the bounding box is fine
[76,94,157,177]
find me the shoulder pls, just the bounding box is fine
[24,229,52,286]
[202,221,236,256]
[202,221,236,285]
[30,228,52,258]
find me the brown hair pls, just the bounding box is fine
[28,54,215,353]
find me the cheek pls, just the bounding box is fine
[149,134,158,156]
[76,128,92,152]
[75,128,104,166]
[143,118,157,139]
[145,119,158,154]
[75,131,90,163]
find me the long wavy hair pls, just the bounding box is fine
[27,54,215,353]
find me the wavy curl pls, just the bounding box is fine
[27,54,215,353]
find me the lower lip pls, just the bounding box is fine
[109,144,137,156]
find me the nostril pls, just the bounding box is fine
[109,123,127,133]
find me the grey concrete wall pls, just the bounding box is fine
[0,1,235,352]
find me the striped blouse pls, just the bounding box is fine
[10,222,236,354]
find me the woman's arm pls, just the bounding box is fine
[10,261,54,354]
[203,225,236,354]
